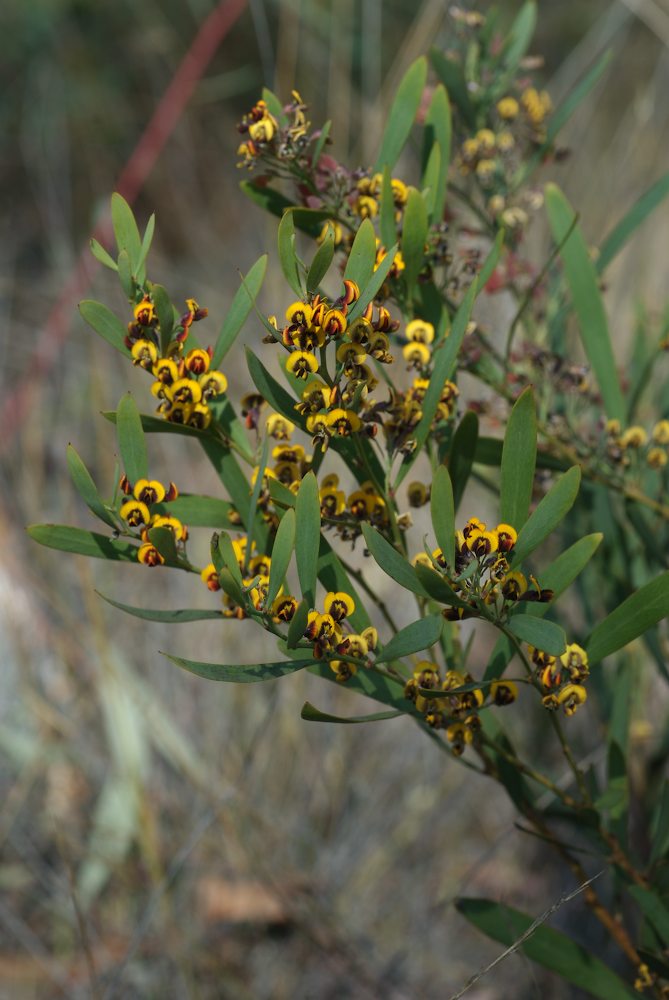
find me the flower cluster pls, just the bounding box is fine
[236,92,314,170]
[605,419,669,470]
[118,476,184,566]
[126,295,228,428]
[531,642,589,717]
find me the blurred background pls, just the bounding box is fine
[2,0,669,996]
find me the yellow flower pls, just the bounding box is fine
[187,403,212,430]
[407,481,429,507]
[133,479,166,505]
[652,420,669,444]
[287,351,318,379]
[131,338,159,369]
[272,595,298,622]
[151,514,187,542]
[560,644,589,682]
[324,591,355,622]
[138,542,164,567]
[495,523,517,552]
[248,116,276,143]
[491,680,518,705]
[267,413,295,440]
[153,357,179,384]
[184,348,210,375]
[169,377,203,406]
[557,684,587,717]
[199,371,228,398]
[325,408,362,436]
[647,447,668,469]
[120,499,150,527]
[620,425,648,448]
[285,301,313,326]
[201,563,220,591]
[496,96,519,120]
[405,319,435,344]
[402,341,431,368]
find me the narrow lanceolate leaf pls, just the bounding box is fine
[154,493,233,528]
[245,348,307,432]
[266,508,296,609]
[586,571,669,666]
[27,525,137,562]
[90,239,118,271]
[421,142,441,222]
[395,279,478,489]
[507,614,566,656]
[361,523,427,597]
[79,300,130,356]
[287,597,310,648]
[163,654,317,684]
[456,898,637,1000]
[278,210,303,298]
[629,887,669,945]
[346,244,399,323]
[66,445,116,528]
[116,393,148,484]
[512,466,581,566]
[111,193,142,270]
[212,531,244,590]
[343,218,377,291]
[212,254,267,368]
[376,614,444,663]
[414,564,470,610]
[423,84,451,223]
[501,1,537,74]
[306,226,335,294]
[380,167,397,251]
[431,465,455,569]
[429,50,475,128]
[448,410,479,512]
[97,593,223,623]
[545,183,625,422]
[295,473,321,606]
[374,56,427,172]
[117,249,133,298]
[151,284,175,355]
[597,170,669,274]
[136,212,155,282]
[500,386,537,530]
[401,187,428,293]
[301,703,403,724]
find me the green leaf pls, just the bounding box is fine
[212,530,244,590]
[414,563,470,609]
[420,141,441,222]
[545,183,624,421]
[111,193,142,270]
[66,445,116,528]
[597,170,669,274]
[306,226,335,294]
[456,897,637,1000]
[245,348,306,432]
[287,597,310,648]
[117,249,133,298]
[500,387,537,530]
[429,50,475,128]
[301,703,402,724]
[261,87,287,124]
[507,614,566,656]
[394,280,478,489]
[147,525,178,565]
[361,523,427,597]
[379,167,397,250]
[278,210,303,298]
[266,508,296,608]
[344,217,377,290]
[97,593,222,623]
[90,238,118,271]
[164,654,317,684]
[628,887,669,946]
[245,433,269,563]
[199,437,261,542]
[423,84,451,223]
[79,300,130,356]
[586,571,669,666]
[431,465,455,568]
[136,212,155,283]
[374,56,427,172]
[512,466,581,566]
[155,493,233,527]
[151,284,175,355]
[401,187,428,293]
[346,243,400,323]
[239,182,331,236]
[501,2,537,73]
[448,410,479,512]
[376,614,444,663]
[116,393,148,483]
[27,524,137,562]
[295,473,321,606]
[212,254,267,369]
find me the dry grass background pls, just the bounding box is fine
[2,0,669,996]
